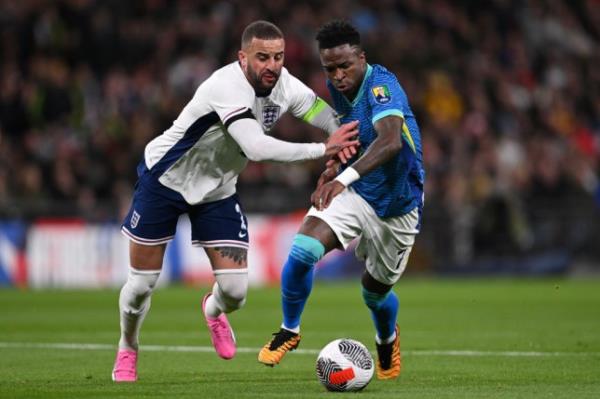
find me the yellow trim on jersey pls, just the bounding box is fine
[301,97,328,122]
[402,123,417,154]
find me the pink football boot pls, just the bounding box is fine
[202,293,236,359]
[112,349,138,382]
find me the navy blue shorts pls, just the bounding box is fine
[121,175,249,249]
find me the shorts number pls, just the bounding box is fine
[394,249,407,270]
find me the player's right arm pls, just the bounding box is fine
[226,117,359,162]
[312,115,404,210]
[207,69,358,163]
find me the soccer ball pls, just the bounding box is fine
[316,338,374,391]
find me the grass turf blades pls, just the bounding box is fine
[0,278,599,398]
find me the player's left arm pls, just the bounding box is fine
[286,72,339,134]
[311,115,404,210]
[288,73,358,163]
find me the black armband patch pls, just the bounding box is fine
[224,109,256,129]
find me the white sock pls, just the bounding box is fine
[204,269,248,318]
[281,324,300,334]
[375,330,397,345]
[204,286,222,319]
[118,267,160,351]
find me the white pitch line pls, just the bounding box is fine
[0,342,597,358]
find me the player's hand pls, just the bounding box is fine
[324,121,359,159]
[311,180,346,211]
[336,142,359,164]
[316,159,340,190]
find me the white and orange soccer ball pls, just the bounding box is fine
[315,338,374,391]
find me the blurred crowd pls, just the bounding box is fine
[0,0,599,265]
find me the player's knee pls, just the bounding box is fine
[128,268,160,295]
[289,234,325,265]
[214,269,248,312]
[121,268,160,311]
[361,287,389,311]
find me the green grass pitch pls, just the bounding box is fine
[1,278,599,398]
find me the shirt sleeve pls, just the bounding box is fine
[300,97,340,135]
[284,72,340,135]
[367,72,418,153]
[367,74,405,125]
[207,78,256,127]
[285,72,319,118]
[227,118,325,162]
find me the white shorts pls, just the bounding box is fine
[306,187,420,285]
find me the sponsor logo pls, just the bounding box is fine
[371,85,391,104]
[262,105,281,129]
[131,210,140,229]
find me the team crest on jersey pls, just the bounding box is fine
[131,210,140,229]
[372,85,391,104]
[262,105,281,129]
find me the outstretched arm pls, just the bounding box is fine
[227,118,359,162]
[311,115,404,210]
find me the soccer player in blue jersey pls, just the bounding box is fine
[258,20,425,380]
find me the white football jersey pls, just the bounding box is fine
[143,61,322,205]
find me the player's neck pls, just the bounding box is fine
[343,88,359,102]
[343,69,366,102]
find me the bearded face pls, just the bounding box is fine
[239,37,284,96]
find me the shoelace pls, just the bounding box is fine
[268,329,298,350]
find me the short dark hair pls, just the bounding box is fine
[316,20,361,50]
[241,20,283,49]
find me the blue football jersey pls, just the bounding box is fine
[327,64,425,219]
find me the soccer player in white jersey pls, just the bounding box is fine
[111,20,360,382]
[258,20,425,381]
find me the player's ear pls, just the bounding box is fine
[357,51,367,69]
[238,50,248,70]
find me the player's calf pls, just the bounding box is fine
[202,292,237,359]
[202,269,248,359]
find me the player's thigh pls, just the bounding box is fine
[122,181,186,270]
[298,216,341,253]
[205,246,247,270]
[189,194,248,270]
[129,241,167,270]
[121,181,185,244]
[305,188,364,250]
[357,207,420,285]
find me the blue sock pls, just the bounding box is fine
[362,288,399,342]
[281,234,325,330]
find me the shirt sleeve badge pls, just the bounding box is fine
[371,85,391,104]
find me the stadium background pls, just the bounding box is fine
[1,0,599,288]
